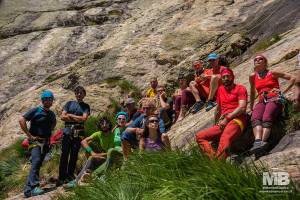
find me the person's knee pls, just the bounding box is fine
[161,133,169,142]
[262,121,272,128]
[211,75,220,82]
[251,119,262,128]
[189,81,196,88]
[195,131,206,143]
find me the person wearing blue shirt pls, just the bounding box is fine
[121,98,170,159]
[57,86,90,186]
[19,90,56,198]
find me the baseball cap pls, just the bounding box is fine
[124,98,135,106]
[207,53,219,60]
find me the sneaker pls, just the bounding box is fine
[191,101,205,114]
[56,179,64,187]
[63,180,77,189]
[30,187,44,197]
[205,100,217,112]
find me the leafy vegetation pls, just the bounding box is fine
[254,34,281,52]
[283,100,300,133]
[105,78,142,101]
[58,148,299,200]
[0,138,27,199]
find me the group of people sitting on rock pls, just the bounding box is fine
[19,52,300,198]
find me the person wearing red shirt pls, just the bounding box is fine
[195,68,247,159]
[190,53,227,113]
[249,55,295,154]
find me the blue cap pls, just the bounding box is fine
[207,53,219,60]
[115,111,129,122]
[40,90,54,101]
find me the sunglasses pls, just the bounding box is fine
[42,97,54,101]
[117,118,126,121]
[143,107,153,110]
[254,57,264,62]
[149,119,159,124]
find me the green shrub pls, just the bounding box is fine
[58,148,299,200]
[284,101,300,133]
[254,34,281,52]
[105,79,142,101]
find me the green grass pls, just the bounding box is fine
[58,149,299,200]
[254,34,281,52]
[0,138,28,199]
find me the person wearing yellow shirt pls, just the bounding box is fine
[145,77,158,98]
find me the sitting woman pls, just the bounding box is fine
[139,115,165,152]
[249,55,295,154]
[173,70,195,122]
[65,116,119,187]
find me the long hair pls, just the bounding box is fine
[97,117,112,131]
[143,115,160,138]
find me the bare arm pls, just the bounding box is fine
[125,127,144,136]
[81,136,106,158]
[249,73,256,111]
[214,104,221,124]
[60,110,73,122]
[159,93,171,110]
[68,113,89,123]
[139,138,145,151]
[272,70,296,94]
[19,117,34,140]
[226,99,247,120]
[61,110,89,123]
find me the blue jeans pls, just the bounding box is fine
[58,128,82,182]
[24,143,49,196]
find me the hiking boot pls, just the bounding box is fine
[63,180,77,189]
[25,187,45,198]
[191,101,205,114]
[249,140,263,155]
[254,141,269,157]
[205,100,217,112]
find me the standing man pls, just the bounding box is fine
[195,68,247,159]
[57,86,90,186]
[20,90,56,197]
[190,53,226,113]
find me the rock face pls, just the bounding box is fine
[0,0,300,188]
[258,131,300,189]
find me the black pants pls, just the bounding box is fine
[24,142,50,196]
[58,128,82,182]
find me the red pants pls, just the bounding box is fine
[174,89,195,112]
[195,120,242,159]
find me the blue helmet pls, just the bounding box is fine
[115,111,129,122]
[40,90,54,101]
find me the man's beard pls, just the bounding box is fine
[223,80,233,87]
